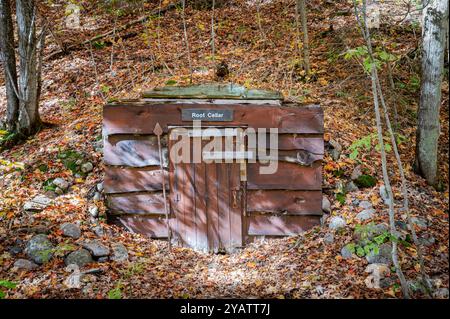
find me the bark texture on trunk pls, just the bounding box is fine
[16,0,42,135]
[415,0,448,186]
[0,0,19,131]
[298,0,310,75]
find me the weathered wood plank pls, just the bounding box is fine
[247,161,322,190]
[229,161,243,249]
[247,215,321,236]
[142,84,282,100]
[247,190,322,215]
[276,135,324,153]
[110,215,169,238]
[103,103,323,135]
[217,162,231,250]
[104,135,168,167]
[107,192,167,215]
[194,139,208,251]
[248,149,323,166]
[104,167,168,194]
[206,161,220,251]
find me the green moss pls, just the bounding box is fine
[354,174,377,188]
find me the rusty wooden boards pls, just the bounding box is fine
[104,167,169,193]
[142,84,283,100]
[107,192,167,215]
[104,134,168,167]
[247,161,322,190]
[247,190,322,215]
[104,134,322,167]
[110,215,168,238]
[103,103,323,135]
[103,92,324,251]
[247,215,321,236]
[168,135,244,252]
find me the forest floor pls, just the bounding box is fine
[0,0,448,299]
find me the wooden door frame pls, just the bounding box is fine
[167,125,247,252]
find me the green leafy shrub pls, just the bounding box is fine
[43,178,56,192]
[0,280,17,299]
[354,174,377,188]
[57,149,84,174]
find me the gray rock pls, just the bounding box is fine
[25,234,54,264]
[351,165,363,180]
[53,178,69,190]
[341,244,354,259]
[96,183,104,192]
[55,187,64,195]
[411,217,428,229]
[379,185,392,206]
[88,205,99,218]
[14,259,38,270]
[345,181,359,193]
[358,201,373,209]
[328,139,342,161]
[407,279,427,294]
[433,288,449,299]
[92,225,104,237]
[352,199,360,206]
[111,243,128,262]
[9,240,23,255]
[356,208,376,221]
[395,220,408,231]
[81,162,93,173]
[379,277,395,289]
[97,256,109,263]
[366,243,392,265]
[323,233,334,244]
[82,240,110,257]
[9,245,22,255]
[65,249,93,267]
[418,234,435,247]
[23,195,53,212]
[93,192,102,201]
[60,223,81,239]
[322,196,331,214]
[329,216,346,230]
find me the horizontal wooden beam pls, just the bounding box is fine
[247,215,321,236]
[141,84,283,100]
[107,192,167,215]
[104,167,168,194]
[110,215,169,238]
[247,161,322,190]
[104,134,168,167]
[247,190,322,215]
[103,103,323,135]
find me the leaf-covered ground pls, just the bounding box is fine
[0,0,448,299]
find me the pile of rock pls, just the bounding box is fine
[12,228,128,271]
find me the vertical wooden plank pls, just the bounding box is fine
[194,138,208,252]
[206,161,219,252]
[229,162,243,250]
[183,154,197,249]
[169,133,183,246]
[217,161,231,251]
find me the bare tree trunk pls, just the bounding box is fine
[0,0,19,131]
[298,0,310,75]
[353,0,410,298]
[16,0,44,136]
[415,0,448,186]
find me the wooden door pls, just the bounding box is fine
[169,128,244,253]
